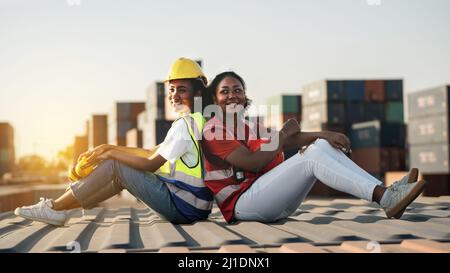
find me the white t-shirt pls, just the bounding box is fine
[155,118,198,167]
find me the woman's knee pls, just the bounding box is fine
[306,138,336,156]
[97,159,129,189]
[314,138,331,149]
[97,159,123,178]
[303,141,321,157]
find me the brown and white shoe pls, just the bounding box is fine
[391,168,419,218]
[382,179,427,219]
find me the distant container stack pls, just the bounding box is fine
[108,102,145,146]
[301,79,405,196]
[408,85,450,196]
[302,79,403,133]
[126,128,143,148]
[146,82,166,121]
[265,95,302,130]
[88,114,108,150]
[139,116,172,149]
[265,95,302,160]
[0,122,15,179]
[350,120,406,181]
[138,82,175,149]
[73,135,88,164]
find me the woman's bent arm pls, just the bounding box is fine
[111,145,160,158]
[108,150,167,173]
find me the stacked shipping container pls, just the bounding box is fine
[73,135,88,164]
[265,95,302,130]
[301,79,406,196]
[139,82,174,149]
[265,95,302,160]
[126,128,143,148]
[88,115,108,150]
[108,102,145,146]
[0,123,15,179]
[350,120,406,180]
[408,85,450,196]
[302,79,404,133]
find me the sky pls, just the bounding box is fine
[1,0,450,160]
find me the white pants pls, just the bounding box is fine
[234,138,383,222]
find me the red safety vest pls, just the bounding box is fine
[203,118,284,223]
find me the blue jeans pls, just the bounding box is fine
[70,159,191,224]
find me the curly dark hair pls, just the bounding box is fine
[206,71,252,109]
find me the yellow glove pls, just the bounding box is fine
[68,156,98,182]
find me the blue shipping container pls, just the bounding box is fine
[344,81,365,102]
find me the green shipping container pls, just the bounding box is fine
[385,102,404,123]
[267,95,300,114]
[282,95,300,113]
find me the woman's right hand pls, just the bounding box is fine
[280,118,300,137]
[78,144,112,163]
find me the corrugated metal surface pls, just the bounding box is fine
[1,197,449,253]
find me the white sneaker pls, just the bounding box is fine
[391,168,419,187]
[381,180,427,219]
[390,168,419,218]
[14,198,67,226]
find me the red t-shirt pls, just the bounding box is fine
[202,116,284,223]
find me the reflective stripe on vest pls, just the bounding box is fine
[204,168,233,181]
[214,184,241,204]
[157,112,211,210]
[204,118,259,205]
[165,183,213,211]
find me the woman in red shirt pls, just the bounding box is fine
[202,71,427,223]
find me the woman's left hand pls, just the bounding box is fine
[323,131,352,154]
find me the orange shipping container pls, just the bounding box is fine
[364,80,385,102]
[131,103,146,118]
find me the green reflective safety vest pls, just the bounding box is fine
[157,112,213,217]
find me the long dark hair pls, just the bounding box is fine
[206,71,252,109]
[190,78,214,114]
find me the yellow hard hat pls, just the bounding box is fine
[165,57,207,84]
[67,156,97,182]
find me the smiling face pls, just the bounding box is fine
[214,76,246,114]
[168,79,195,113]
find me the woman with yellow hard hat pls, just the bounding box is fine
[14,58,214,226]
